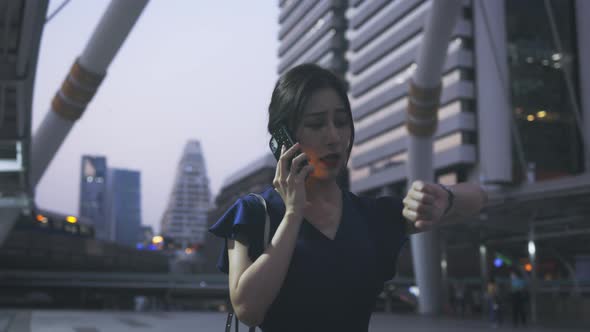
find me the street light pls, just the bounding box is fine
[528,240,536,256]
[36,214,48,224]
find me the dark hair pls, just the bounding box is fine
[267,63,355,164]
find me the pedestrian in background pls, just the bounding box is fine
[487,277,502,328]
[510,271,527,327]
[453,281,466,317]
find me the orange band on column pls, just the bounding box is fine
[409,80,442,102]
[406,113,438,136]
[70,59,105,87]
[52,93,85,121]
[61,78,96,105]
[406,80,442,137]
[51,59,106,121]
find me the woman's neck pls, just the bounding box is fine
[304,177,340,202]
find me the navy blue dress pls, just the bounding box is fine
[209,185,407,332]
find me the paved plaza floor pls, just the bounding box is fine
[0,310,585,331]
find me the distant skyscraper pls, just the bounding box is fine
[160,140,211,248]
[106,168,142,247]
[79,156,109,241]
[138,225,154,245]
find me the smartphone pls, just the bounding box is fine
[269,125,308,170]
[269,125,296,161]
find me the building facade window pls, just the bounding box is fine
[506,0,583,179]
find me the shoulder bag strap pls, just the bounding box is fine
[251,193,270,249]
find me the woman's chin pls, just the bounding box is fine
[308,169,340,181]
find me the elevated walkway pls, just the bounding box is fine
[0,1,49,245]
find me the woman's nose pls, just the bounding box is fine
[325,122,340,143]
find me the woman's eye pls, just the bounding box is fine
[335,117,349,127]
[305,122,323,129]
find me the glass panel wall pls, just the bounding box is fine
[506,0,583,180]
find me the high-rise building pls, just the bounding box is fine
[106,168,142,247]
[277,0,348,78]
[79,156,109,241]
[203,153,276,273]
[345,0,589,193]
[79,156,142,247]
[160,140,211,248]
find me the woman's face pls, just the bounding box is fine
[294,88,352,180]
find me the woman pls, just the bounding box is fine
[210,63,487,331]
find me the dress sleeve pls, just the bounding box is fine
[208,194,267,274]
[372,196,409,282]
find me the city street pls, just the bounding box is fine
[0,310,585,332]
[1,1,590,331]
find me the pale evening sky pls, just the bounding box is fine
[33,1,280,233]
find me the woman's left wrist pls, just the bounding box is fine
[438,184,455,216]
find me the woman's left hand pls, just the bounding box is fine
[402,180,450,229]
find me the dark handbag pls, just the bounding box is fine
[225,193,270,332]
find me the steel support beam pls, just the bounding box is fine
[31,0,149,187]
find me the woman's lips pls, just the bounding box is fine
[319,154,340,168]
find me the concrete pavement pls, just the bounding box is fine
[0,310,585,331]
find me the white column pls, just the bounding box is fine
[528,226,537,324]
[31,111,77,186]
[440,238,449,313]
[479,243,489,319]
[78,0,149,71]
[473,0,513,184]
[31,0,149,187]
[406,0,462,315]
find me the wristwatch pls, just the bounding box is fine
[438,184,454,216]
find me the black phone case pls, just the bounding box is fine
[269,126,296,161]
[269,126,309,174]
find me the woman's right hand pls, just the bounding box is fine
[273,142,314,219]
